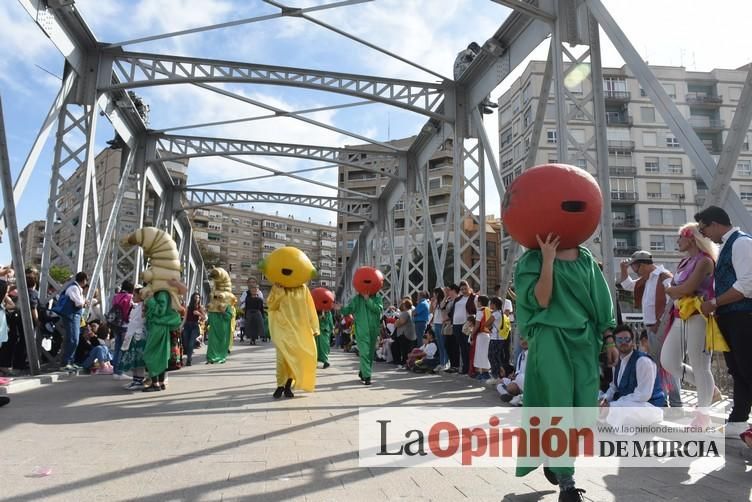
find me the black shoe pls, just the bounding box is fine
[323,362,330,369]
[500,393,514,403]
[358,371,364,381]
[363,377,371,385]
[142,385,161,393]
[0,396,10,407]
[273,386,285,399]
[559,488,586,502]
[283,378,294,398]
[543,467,558,485]
[186,359,192,366]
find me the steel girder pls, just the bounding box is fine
[150,134,403,178]
[708,68,752,206]
[585,0,752,232]
[103,52,448,120]
[182,188,373,219]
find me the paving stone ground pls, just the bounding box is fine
[1,341,750,501]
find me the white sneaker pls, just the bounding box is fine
[485,378,499,386]
[725,421,750,437]
[510,395,523,407]
[112,373,130,381]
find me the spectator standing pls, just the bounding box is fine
[59,272,89,372]
[413,291,430,348]
[110,280,134,379]
[697,206,752,442]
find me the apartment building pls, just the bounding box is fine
[498,61,752,274]
[188,206,338,297]
[52,147,186,277]
[19,220,46,269]
[337,136,502,293]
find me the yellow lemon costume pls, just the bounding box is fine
[261,247,319,396]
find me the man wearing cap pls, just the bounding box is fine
[619,250,681,406]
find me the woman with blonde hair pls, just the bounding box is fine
[663,222,720,424]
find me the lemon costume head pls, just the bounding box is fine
[260,246,317,288]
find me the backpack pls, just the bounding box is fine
[105,305,124,327]
[106,294,131,327]
[51,284,78,317]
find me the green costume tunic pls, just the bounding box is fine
[143,290,183,378]
[316,311,333,364]
[341,293,384,379]
[206,306,233,364]
[514,246,615,478]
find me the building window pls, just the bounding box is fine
[648,208,686,226]
[428,177,441,190]
[740,185,752,201]
[662,82,676,99]
[737,160,752,177]
[670,183,685,201]
[646,182,662,199]
[644,156,659,173]
[575,158,587,169]
[500,128,512,148]
[640,106,656,123]
[667,157,683,174]
[650,235,667,251]
[666,135,680,148]
[643,132,657,147]
[547,129,557,144]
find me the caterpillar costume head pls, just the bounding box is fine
[207,267,237,312]
[121,227,182,311]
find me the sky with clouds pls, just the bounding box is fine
[1,0,752,265]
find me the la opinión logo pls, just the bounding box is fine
[376,415,594,466]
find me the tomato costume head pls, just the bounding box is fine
[501,163,602,249]
[352,266,384,295]
[259,246,316,288]
[311,287,335,311]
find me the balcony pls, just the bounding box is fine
[604,90,630,101]
[613,217,639,229]
[614,246,640,257]
[606,113,633,126]
[686,92,722,105]
[689,117,724,130]
[607,140,635,150]
[609,166,637,177]
[611,191,638,202]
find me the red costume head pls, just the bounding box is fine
[352,266,384,295]
[501,163,603,249]
[311,287,335,312]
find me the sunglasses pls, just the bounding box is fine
[615,335,632,344]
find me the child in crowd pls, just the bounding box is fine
[472,295,492,381]
[497,338,528,406]
[486,297,512,385]
[413,331,439,372]
[120,287,147,390]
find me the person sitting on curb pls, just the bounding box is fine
[497,338,527,406]
[599,324,666,431]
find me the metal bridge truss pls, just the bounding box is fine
[105,52,447,121]
[151,134,402,177]
[183,188,373,219]
[6,0,752,373]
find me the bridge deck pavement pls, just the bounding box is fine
[1,341,749,502]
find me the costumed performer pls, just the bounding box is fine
[205,267,236,364]
[337,267,384,385]
[503,164,616,501]
[312,287,335,369]
[261,247,319,398]
[121,227,187,393]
